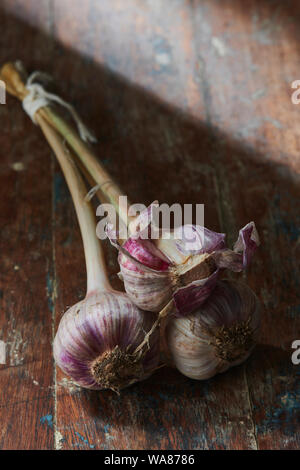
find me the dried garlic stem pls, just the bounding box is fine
[133,299,175,356]
[42,107,132,225]
[37,116,111,294]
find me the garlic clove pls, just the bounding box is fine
[118,259,173,312]
[123,237,170,271]
[153,233,190,265]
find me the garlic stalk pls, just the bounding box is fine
[161,280,261,380]
[36,119,161,392]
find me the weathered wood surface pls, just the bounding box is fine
[0,0,299,450]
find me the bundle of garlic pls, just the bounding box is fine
[44,125,161,392]
[1,61,261,386]
[0,63,161,392]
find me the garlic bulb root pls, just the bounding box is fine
[91,345,146,393]
[212,315,254,362]
[88,297,175,392]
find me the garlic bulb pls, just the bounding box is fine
[117,236,216,313]
[38,120,160,392]
[162,280,261,380]
[54,291,159,391]
[108,212,260,315]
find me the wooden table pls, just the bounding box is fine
[0,0,299,450]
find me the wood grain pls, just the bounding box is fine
[0,2,55,449]
[0,0,299,449]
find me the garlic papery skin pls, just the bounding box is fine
[53,291,159,391]
[119,246,216,313]
[109,217,260,315]
[118,256,174,312]
[162,280,261,380]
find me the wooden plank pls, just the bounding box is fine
[0,1,55,449]
[190,0,300,449]
[0,0,299,449]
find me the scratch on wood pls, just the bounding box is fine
[55,430,65,450]
[57,377,81,394]
[50,155,58,449]
[211,37,229,57]
[243,367,259,449]
[6,327,28,366]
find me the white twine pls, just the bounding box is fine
[22,71,97,143]
[84,180,114,201]
[84,184,101,202]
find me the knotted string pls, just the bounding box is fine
[22,70,97,144]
